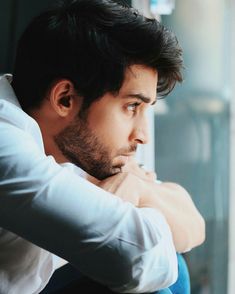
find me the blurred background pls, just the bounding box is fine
[1,0,234,293]
[155,1,229,293]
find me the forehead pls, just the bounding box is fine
[119,64,158,101]
[85,64,158,119]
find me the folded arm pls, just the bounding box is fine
[98,160,205,253]
[0,122,178,293]
[139,181,205,253]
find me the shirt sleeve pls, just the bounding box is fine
[0,122,177,293]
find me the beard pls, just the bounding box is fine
[54,116,137,180]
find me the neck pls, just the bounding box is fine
[43,134,68,164]
[29,108,69,164]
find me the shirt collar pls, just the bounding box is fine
[0,74,21,108]
[0,74,88,179]
[60,162,88,179]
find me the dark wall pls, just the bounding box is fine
[0,0,132,73]
[0,0,56,73]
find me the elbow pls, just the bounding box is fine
[179,213,206,253]
[190,211,206,249]
[175,184,206,251]
[195,214,206,246]
[112,242,178,293]
[112,261,178,294]
[133,252,178,293]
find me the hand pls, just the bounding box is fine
[94,158,156,206]
[98,170,205,253]
[121,157,157,182]
[138,181,206,252]
[98,172,146,206]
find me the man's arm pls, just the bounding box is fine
[0,123,177,293]
[98,161,205,253]
[139,181,205,253]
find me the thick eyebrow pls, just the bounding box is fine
[125,93,157,105]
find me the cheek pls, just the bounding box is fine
[87,101,133,149]
[93,116,131,152]
[112,120,132,151]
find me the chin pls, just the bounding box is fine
[97,167,121,180]
[111,165,123,175]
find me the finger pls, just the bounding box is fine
[145,171,157,181]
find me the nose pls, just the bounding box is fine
[129,117,149,145]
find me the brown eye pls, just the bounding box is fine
[127,102,141,112]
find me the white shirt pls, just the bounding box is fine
[0,75,177,293]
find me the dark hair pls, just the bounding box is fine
[12,0,183,112]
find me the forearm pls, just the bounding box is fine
[139,182,205,253]
[0,146,177,291]
[98,164,205,253]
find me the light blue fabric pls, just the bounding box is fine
[155,254,190,294]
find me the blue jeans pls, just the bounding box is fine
[41,254,190,293]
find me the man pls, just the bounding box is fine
[0,0,205,293]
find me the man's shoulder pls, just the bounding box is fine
[0,75,33,129]
[0,99,44,150]
[0,75,44,150]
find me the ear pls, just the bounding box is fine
[49,79,80,118]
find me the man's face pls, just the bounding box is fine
[55,65,157,180]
